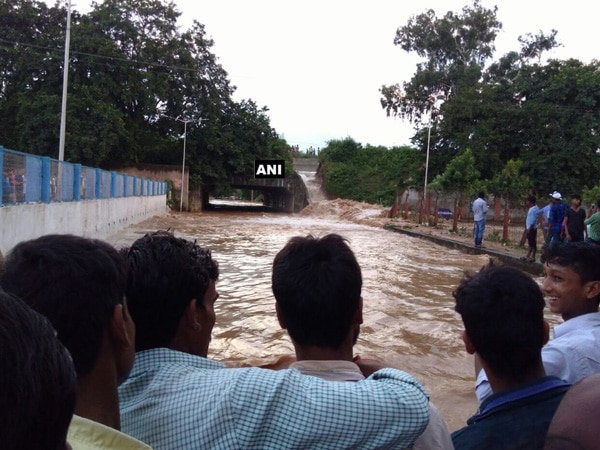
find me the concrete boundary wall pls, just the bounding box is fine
[0,195,167,255]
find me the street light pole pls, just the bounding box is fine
[58,0,71,162]
[161,114,193,212]
[180,119,187,212]
[422,95,444,221]
[423,118,432,210]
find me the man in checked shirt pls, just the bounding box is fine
[118,230,430,450]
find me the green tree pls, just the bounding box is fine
[381,0,501,126]
[0,0,70,150]
[489,159,532,241]
[0,0,290,194]
[431,149,480,231]
[380,1,600,197]
[582,184,600,208]
[516,59,600,195]
[380,1,502,193]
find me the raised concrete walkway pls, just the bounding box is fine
[386,225,544,276]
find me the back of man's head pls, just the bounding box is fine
[0,234,127,377]
[0,290,76,450]
[454,264,545,379]
[121,230,219,351]
[272,234,362,349]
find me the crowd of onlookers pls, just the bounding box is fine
[473,190,600,261]
[1,228,599,449]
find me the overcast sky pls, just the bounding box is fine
[70,0,596,150]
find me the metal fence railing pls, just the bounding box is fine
[1,145,166,206]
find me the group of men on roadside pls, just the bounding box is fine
[1,228,600,449]
[517,191,600,263]
[475,189,600,260]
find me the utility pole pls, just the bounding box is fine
[58,0,71,162]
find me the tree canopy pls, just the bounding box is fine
[381,0,600,197]
[0,0,289,190]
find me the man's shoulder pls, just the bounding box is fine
[120,354,431,449]
[412,402,453,450]
[545,314,600,352]
[123,349,429,401]
[128,348,226,374]
[553,313,600,334]
[453,379,567,450]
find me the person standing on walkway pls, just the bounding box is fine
[472,191,488,248]
[540,201,552,245]
[548,191,569,245]
[585,199,600,245]
[563,194,587,242]
[521,196,544,262]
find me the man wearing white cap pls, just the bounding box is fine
[548,191,569,245]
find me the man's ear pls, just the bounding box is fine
[275,303,287,329]
[353,297,363,325]
[585,281,600,301]
[184,299,201,331]
[462,330,476,355]
[110,304,132,347]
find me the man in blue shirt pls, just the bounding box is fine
[451,265,569,450]
[472,191,488,248]
[521,196,544,262]
[548,191,569,245]
[118,231,430,450]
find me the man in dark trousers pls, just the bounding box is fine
[563,194,587,242]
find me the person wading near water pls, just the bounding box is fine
[472,191,488,248]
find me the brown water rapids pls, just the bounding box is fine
[107,201,518,431]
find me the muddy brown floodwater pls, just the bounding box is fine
[108,206,500,432]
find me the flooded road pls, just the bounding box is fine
[108,207,492,431]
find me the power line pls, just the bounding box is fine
[0,37,206,74]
